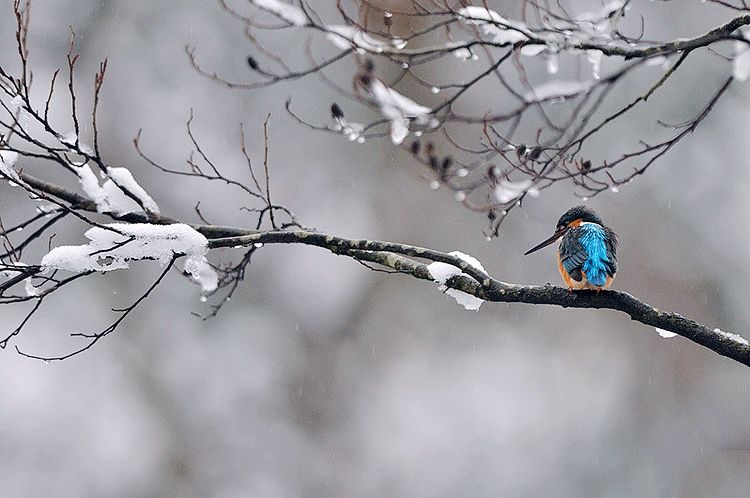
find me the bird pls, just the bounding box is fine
[524,205,617,291]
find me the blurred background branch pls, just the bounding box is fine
[192,0,750,235]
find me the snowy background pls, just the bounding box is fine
[2,0,750,496]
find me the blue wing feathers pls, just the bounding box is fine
[579,224,610,287]
[559,232,586,282]
[560,224,617,287]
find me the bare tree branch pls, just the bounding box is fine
[2,1,749,368]
[201,1,750,235]
[199,228,750,367]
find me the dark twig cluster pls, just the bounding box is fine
[0,1,297,358]
[193,0,750,236]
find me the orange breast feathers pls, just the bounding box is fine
[557,250,579,289]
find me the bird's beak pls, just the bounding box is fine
[524,227,566,256]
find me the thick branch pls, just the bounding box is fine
[564,13,750,58]
[6,171,748,366]
[210,229,750,368]
[14,170,748,367]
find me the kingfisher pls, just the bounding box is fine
[524,205,617,290]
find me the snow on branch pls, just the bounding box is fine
[427,251,487,311]
[524,80,594,103]
[0,150,22,185]
[41,223,209,275]
[2,0,750,370]
[456,6,531,45]
[199,229,750,369]
[326,25,401,53]
[106,167,160,215]
[0,1,304,358]
[655,327,678,339]
[252,0,307,26]
[72,163,159,215]
[368,78,432,145]
[74,163,110,212]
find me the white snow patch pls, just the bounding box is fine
[601,0,628,18]
[457,6,528,45]
[10,95,30,133]
[546,53,559,74]
[59,131,94,155]
[392,38,407,50]
[525,80,592,102]
[101,179,142,215]
[576,0,628,38]
[41,223,210,281]
[60,131,77,145]
[654,327,677,339]
[0,150,18,169]
[587,50,603,79]
[390,118,409,145]
[714,327,749,347]
[192,260,219,293]
[426,260,462,284]
[326,25,392,53]
[36,204,59,215]
[645,56,673,71]
[73,164,159,215]
[0,150,22,185]
[444,287,484,311]
[494,179,540,203]
[578,0,627,22]
[646,56,669,67]
[253,0,307,26]
[107,167,160,214]
[75,163,110,212]
[453,47,473,61]
[332,116,365,142]
[369,79,431,144]
[426,251,487,311]
[24,277,40,297]
[450,251,487,274]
